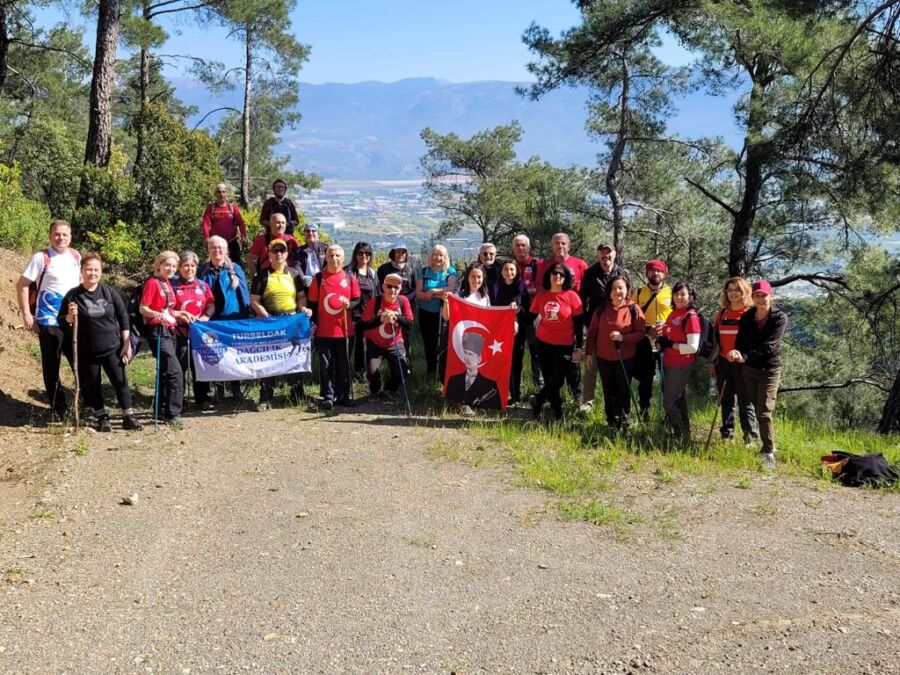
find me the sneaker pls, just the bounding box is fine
[578,402,593,414]
[197,400,216,412]
[761,452,776,470]
[95,415,112,433]
[256,401,271,412]
[166,416,183,426]
[458,404,476,417]
[122,415,143,431]
[319,399,334,411]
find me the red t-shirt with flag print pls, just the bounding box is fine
[361,296,413,350]
[172,277,214,337]
[307,269,360,338]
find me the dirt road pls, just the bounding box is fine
[1,408,898,674]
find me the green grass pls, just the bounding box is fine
[30,509,54,519]
[72,441,89,457]
[426,396,900,533]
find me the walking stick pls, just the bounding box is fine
[390,323,413,417]
[703,379,729,453]
[72,310,80,431]
[153,330,162,432]
[342,308,353,401]
[615,342,644,429]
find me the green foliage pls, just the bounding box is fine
[0,157,51,254]
[131,103,220,256]
[85,220,141,266]
[420,123,597,251]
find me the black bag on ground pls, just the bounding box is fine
[821,451,899,488]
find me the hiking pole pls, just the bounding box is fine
[72,310,80,431]
[342,308,353,401]
[703,378,729,454]
[390,322,413,417]
[153,329,162,432]
[615,341,644,430]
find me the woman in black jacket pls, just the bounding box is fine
[59,253,143,432]
[724,280,788,469]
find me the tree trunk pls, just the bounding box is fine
[240,23,252,208]
[877,368,900,434]
[83,0,121,168]
[728,74,768,277]
[606,55,629,263]
[0,3,9,96]
[134,1,151,173]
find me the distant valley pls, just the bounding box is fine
[174,77,741,180]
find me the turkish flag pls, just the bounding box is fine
[443,295,516,410]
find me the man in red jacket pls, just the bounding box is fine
[201,183,247,265]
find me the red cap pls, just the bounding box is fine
[645,259,668,275]
[752,280,773,296]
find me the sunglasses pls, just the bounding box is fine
[270,249,286,254]
[550,271,565,277]
[385,284,401,289]
[357,251,372,257]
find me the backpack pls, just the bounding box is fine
[689,309,716,360]
[127,276,151,341]
[821,452,899,488]
[28,248,81,313]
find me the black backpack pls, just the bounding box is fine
[821,452,899,488]
[127,276,151,341]
[689,309,716,360]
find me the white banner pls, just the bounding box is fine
[189,315,312,382]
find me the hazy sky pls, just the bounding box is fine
[39,1,693,83]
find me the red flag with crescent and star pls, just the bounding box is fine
[443,295,516,410]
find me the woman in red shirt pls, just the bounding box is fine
[658,281,701,441]
[172,251,215,411]
[139,250,185,424]
[585,275,645,432]
[713,276,758,443]
[529,263,583,421]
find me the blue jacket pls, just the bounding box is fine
[198,261,251,319]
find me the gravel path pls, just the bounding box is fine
[1,408,899,674]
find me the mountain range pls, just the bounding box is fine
[174,77,740,180]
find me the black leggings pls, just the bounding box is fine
[419,309,441,374]
[536,340,574,414]
[78,349,133,413]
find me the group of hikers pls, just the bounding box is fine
[15,180,788,469]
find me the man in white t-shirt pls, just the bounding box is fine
[16,220,82,418]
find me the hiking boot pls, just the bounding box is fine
[95,414,112,433]
[196,399,216,412]
[319,399,334,411]
[578,402,593,414]
[761,452,776,470]
[256,401,271,412]
[166,416,183,426]
[458,404,476,417]
[122,415,143,431]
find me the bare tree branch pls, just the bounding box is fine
[684,177,738,217]
[770,272,849,289]
[780,378,891,394]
